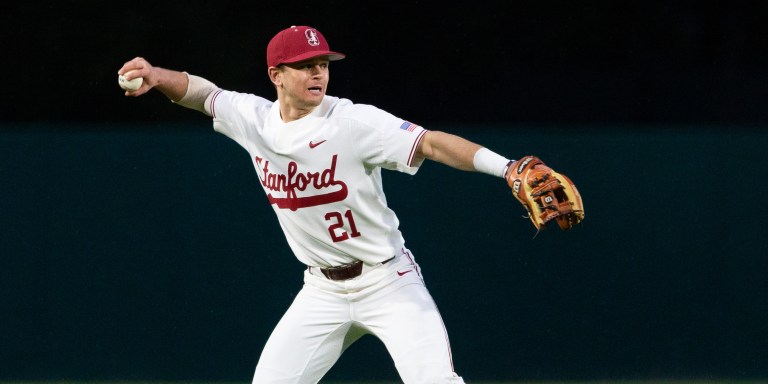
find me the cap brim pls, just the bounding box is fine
[280,51,346,65]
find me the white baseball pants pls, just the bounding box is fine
[251,249,465,384]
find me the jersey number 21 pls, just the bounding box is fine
[325,209,361,242]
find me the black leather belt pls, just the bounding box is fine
[318,256,395,281]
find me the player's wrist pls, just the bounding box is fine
[473,148,512,178]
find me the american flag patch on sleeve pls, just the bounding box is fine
[399,121,419,132]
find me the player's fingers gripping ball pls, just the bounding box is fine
[118,70,144,91]
[506,155,584,232]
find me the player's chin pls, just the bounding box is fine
[303,91,325,105]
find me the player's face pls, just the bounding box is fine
[279,57,331,109]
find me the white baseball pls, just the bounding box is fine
[118,70,143,91]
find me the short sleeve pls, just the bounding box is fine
[344,104,427,175]
[208,90,272,150]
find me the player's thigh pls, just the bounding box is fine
[361,280,461,382]
[253,284,358,383]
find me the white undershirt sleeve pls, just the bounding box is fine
[173,72,218,115]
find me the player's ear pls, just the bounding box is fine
[268,66,282,86]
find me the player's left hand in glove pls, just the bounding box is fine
[506,155,584,233]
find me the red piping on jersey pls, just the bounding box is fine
[400,247,453,369]
[400,248,420,278]
[407,129,427,167]
[209,89,223,118]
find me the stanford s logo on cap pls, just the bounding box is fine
[266,25,346,67]
[305,29,320,46]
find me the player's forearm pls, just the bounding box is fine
[150,67,190,102]
[418,130,512,177]
[418,131,483,171]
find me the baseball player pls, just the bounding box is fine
[118,25,520,384]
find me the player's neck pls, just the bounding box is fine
[279,99,320,123]
[279,106,313,123]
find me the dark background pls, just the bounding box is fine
[4,1,768,125]
[2,1,767,383]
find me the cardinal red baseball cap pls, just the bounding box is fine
[267,25,346,67]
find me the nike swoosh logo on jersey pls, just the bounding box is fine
[309,140,327,148]
[397,269,413,276]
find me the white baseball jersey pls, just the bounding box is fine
[206,91,426,268]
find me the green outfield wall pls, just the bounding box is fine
[1,123,766,382]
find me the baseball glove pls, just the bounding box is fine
[506,156,584,232]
